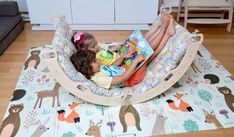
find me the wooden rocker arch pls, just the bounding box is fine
[41,29,203,106]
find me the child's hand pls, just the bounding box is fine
[134,54,145,63]
[109,44,120,52]
[123,48,135,59]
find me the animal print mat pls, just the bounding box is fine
[0,45,234,137]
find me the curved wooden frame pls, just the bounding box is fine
[160,4,172,14]
[41,30,203,106]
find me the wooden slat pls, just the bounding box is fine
[187,19,231,24]
[186,0,231,7]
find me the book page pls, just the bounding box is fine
[119,30,154,71]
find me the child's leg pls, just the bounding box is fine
[144,24,160,42]
[146,18,176,64]
[124,18,174,88]
[144,22,161,42]
[144,13,165,42]
[148,13,171,51]
[144,14,164,43]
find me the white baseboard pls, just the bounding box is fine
[21,14,30,21]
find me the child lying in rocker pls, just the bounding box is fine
[71,14,176,89]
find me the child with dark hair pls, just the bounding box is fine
[71,16,176,89]
[204,74,220,84]
[71,50,144,89]
[70,50,96,79]
[71,12,176,87]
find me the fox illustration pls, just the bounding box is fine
[166,93,193,112]
[57,102,81,123]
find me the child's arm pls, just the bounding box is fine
[111,49,135,66]
[108,44,121,52]
[111,54,144,86]
[110,55,125,66]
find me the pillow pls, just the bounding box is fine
[51,16,76,57]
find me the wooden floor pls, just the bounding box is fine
[0,19,234,136]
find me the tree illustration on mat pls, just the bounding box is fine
[140,102,156,119]
[198,90,213,105]
[62,131,75,137]
[21,70,35,85]
[23,110,39,132]
[183,119,199,132]
[96,105,109,115]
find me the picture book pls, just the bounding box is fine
[119,30,154,70]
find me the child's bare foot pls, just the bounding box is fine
[166,18,176,36]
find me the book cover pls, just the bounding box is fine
[119,30,154,70]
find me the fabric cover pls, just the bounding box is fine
[51,16,76,57]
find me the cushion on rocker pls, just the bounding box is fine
[51,16,76,57]
[47,17,190,97]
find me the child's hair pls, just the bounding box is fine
[70,50,96,79]
[71,32,95,52]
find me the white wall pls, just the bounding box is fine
[163,0,179,7]
[16,0,28,12]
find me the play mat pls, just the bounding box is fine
[0,44,234,137]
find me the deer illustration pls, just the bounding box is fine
[34,82,61,109]
[151,108,168,135]
[31,117,50,137]
[86,120,102,137]
[166,93,193,112]
[202,109,223,128]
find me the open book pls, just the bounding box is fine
[119,30,154,71]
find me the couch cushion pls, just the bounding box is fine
[0,14,22,41]
[0,20,24,55]
[0,2,19,16]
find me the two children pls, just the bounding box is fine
[71,12,176,89]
